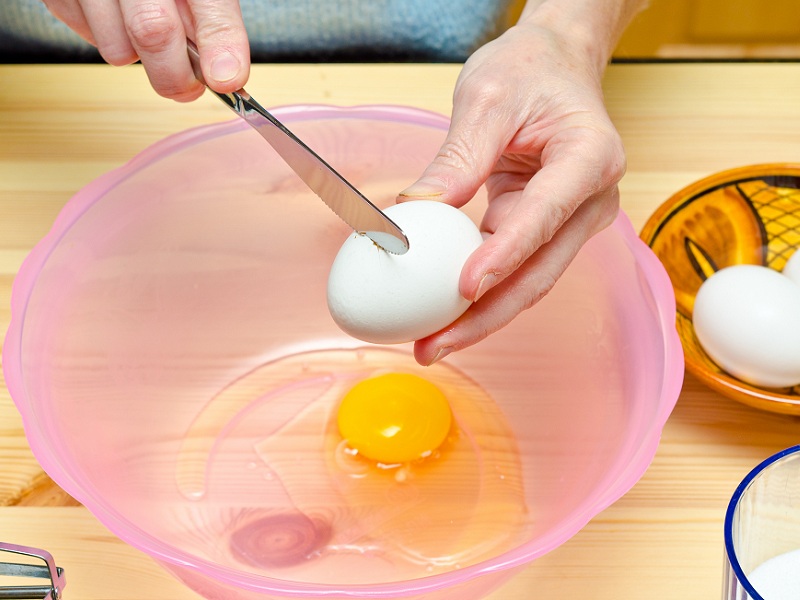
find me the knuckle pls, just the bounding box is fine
[564,127,627,207]
[165,84,205,102]
[524,272,558,311]
[457,75,510,118]
[126,5,180,50]
[502,231,539,275]
[436,137,475,171]
[588,125,627,185]
[98,45,138,66]
[604,133,627,183]
[189,0,247,45]
[596,186,621,230]
[472,323,496,348]
[472,76,509,108]
[195,19,240,44]
[544,197,576,236]
[458,317,501,353]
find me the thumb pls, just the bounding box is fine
[189,0,250,93]
[399,106,513,206]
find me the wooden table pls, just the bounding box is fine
[1,61,799,599]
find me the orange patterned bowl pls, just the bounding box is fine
[641,164,800,415]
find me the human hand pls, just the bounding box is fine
[42,0,250,100]
[399,16,627,366]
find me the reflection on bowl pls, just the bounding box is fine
[4,105,683,600]
[641,164,800,415]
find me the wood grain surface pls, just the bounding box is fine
[1,62,799,599]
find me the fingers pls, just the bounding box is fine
[50,0,249,101]
[186,0,250,93]
[462,132,626,302]
[43,0,96,45]
[118,0,202,101]
[413,185,620,366]
[79,0,137,65]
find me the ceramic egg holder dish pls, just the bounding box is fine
[641,164,800,414]
[4,106,683,600]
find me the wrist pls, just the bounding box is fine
[518,0,646,78]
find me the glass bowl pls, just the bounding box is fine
[640,164,800,415]
[4,105,683,600]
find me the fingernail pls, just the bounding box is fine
[474,273,497,302]
[427,346,452,366]
[210,52,241,83]
[399,177,446,199]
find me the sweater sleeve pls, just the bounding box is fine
[0,0,516,62]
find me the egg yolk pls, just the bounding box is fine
[336,373,452,465]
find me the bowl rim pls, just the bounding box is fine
[640,163,800,413]
[3,103,684,597]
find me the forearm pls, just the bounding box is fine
[517,0,648,77]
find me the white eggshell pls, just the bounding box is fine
[327,201,483,344]
[783,250,800,286]
[693,264,800,388]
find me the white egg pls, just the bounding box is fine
[327,201,483,344]
[693,264,800,388]
[783,250,800,286]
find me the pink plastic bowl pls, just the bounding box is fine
[4,105,683,600]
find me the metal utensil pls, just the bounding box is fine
[186,41,409,254]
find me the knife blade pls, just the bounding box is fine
[186,41,409,255]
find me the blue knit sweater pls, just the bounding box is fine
[0,0,514,62]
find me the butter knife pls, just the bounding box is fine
[186,41,409,254]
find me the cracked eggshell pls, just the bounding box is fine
[327,200,483,344]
